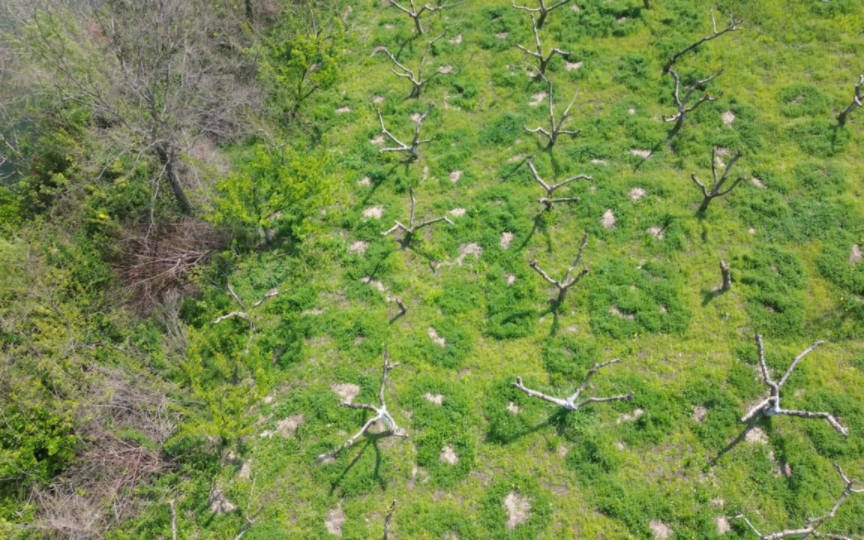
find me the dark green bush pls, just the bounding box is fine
[777,85,831,118]
[587,259,690,338]
[734,247,806,335]
[788,119,850,157]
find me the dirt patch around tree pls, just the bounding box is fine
[503,492,531,530]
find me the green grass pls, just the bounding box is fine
[110,0,864,538]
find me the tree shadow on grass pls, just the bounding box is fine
[630,139,665,174]
[328,431,393,496]
[360,162,403,206]
[700,287,728,306]
[515,212,550,253]
[708,419,764,468]
[539,299,562,336]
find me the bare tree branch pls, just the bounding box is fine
[741,335,847,437]
[734,463,863,539]
[168,499,177,540]
[233,515,256,540]
[381,186,454,238]
[378,102,436,158]
[663,9,742,73]
[526,157,589,210]
[516,14,570,75]
[383,499,396,540]
[382,31,458,98]
[513,358,633,411]
[511,0,571,28]
[318,350,407,461]
[524,72,581,147]
[529,231,589,304]
[690,147,744,212]
[663,69,724,133]
[390,0,459,34]
[838,74,864,124]
[212,282,283,329]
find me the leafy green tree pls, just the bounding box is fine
[260,19,345,121]
[211,143,336,242]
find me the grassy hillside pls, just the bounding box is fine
[6,0,864,538]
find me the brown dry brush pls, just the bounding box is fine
[31,367,179,540]
[110,220,229,313]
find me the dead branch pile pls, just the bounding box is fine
[111,220,228,311]
[31,367,178,540]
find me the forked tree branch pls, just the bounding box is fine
[511,0,571,28]
[391,0,459,34]
[526,157,589,210]
[524,72,581,147]
[513,358,634,410]
[212,282,282,328]
[664,68,724,133]
[378,102,436,158]
[383,31,459,98]
[381,186,454,237]
[741,334,847,437]
[516,14,571,75]
[318,350,407,462]
[734,463,863,539]
[529,231,589,304]
[663,9,742,73]
[690,147,745,212]
[383,499,397,540]
[838,75,864,124]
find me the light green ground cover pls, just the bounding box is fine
[111,0,864,538]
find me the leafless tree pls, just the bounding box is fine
[318,350,407,462]
[382,32,458,98]
[838,75,863,124]
[9,0,258,214]
[663,9,742,73]
[530,231,590,304]
[383,499,397,540]
[664,69,724,133]
[513,358,633,411]
[378,103,436,158]
[735,463,862,539]
[211,282,282,329]
[690,147,744,213]
[516,14,570,75]
[720,260,732,291]
[395,297,408,315]
[742,335,848,438]
[526,157,588,210]
[390,0,458,35]
[643,0,650,8]
[511,0,571,29]
[381,186,454,237]
[524,73,581,147]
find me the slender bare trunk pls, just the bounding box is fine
[157,144,193,214]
